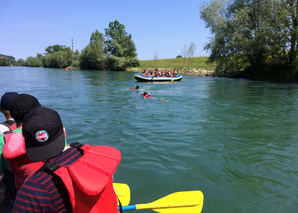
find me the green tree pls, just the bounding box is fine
[25,56,42,67]
[104,20,139,70]
[45,45,67,54]
[42,46,74,68]
[0,58,9,66]
[16,58,25,66]
[79,30,107,70]
[90,30,105,44]
[200,0,298,80]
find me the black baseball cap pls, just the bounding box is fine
[10,94,41,123]
[22,107,65,162]
[0,92,19,110]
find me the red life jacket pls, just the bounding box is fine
[144,94,151,98]
[46,143,121,213]
[3,132,43,190]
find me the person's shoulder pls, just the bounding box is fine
[21,171,49,190]
[0,123,10,135]
[54,146,82,166]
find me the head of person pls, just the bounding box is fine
[142,92,148,96]
[0,92,19,118]
[136,86,139,90]
[22,107,66,162]
[10,94,41,127]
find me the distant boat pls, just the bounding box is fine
[66,66,73,70]
[135,74,182,82]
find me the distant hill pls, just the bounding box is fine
[0,54,15,60]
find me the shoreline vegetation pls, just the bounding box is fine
[2,0,298,82]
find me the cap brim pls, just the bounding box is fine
[26,133,65,162]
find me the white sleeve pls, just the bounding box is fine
[0,124,10,135]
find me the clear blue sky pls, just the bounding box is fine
[0,0,211,60]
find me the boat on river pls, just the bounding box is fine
[134,74,182,82]
[66,66,73,70]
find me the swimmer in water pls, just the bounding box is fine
[130,85,139,91]
[141,91,151,99]
[141,92,164,100]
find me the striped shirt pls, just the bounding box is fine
[13,147,82,213]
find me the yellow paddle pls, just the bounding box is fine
[113,183,131,206]
[120,191,204,212]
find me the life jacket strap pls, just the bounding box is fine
[69,142,83,149]
[44,142,83,173]
[44,161,61,173]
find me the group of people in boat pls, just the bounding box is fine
[0,92,121,212]
[141,68,178,78]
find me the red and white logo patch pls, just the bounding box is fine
[35,130,49,142]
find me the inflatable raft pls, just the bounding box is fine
[135,74,182,82]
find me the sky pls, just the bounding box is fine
[0,0,211,61]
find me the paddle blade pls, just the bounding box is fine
[151,191,203,213]
[113,183,131,206]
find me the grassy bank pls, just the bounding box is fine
[126,57,216,75]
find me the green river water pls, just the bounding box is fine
[1,66,297,212]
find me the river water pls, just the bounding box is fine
[1,66,297,212]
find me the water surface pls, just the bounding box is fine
[1,67,297,212]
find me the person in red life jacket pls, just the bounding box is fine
[141,91,151,99]
[0,92,19,135]
[1,94,43,205]
[141,92,164,101]
[13,107,121,213]
[0,92,19,212]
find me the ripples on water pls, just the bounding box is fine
[1,67,298,212]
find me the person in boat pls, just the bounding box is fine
[155,69,161,77]
[13,107,121,212]
[0,92,18,212]
[130,85,139,90]
[150,71,156,77]
[2,94,44,190]
[141,69,148,77]
[173,68,177,77]
[0,92,18,135]
[0,94,43,212]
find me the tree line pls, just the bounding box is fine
[200,0,298,81]
[1,20,139,71]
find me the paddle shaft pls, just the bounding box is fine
[120,202,199,211]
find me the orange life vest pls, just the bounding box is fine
[45,143,121,213]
